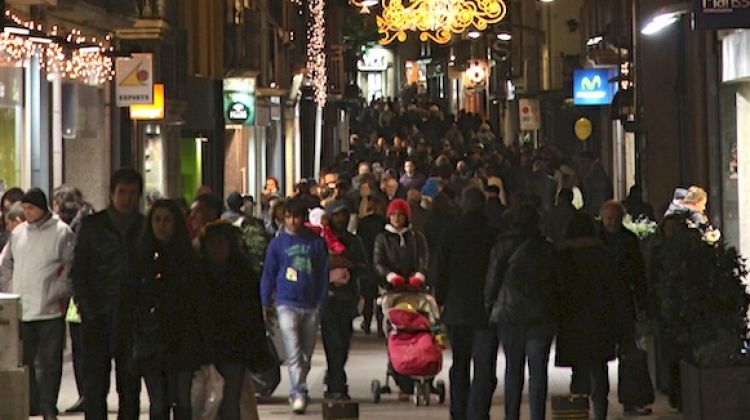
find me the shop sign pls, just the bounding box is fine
[573,67,618,106]
[130,83,165,120]
[519,98,541,131]
[694,0,750,30]
[358,47,389,71]
[115,53,154,107]
[223,77,256,126]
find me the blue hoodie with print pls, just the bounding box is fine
[260,228,330,309]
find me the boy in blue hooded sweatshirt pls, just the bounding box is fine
[261,198,329,414]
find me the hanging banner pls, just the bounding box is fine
[115,53,154,107]
[693,0,750,30]
[223,77,256,126]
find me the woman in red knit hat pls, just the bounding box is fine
[373,199,429,290]
[372,198,430,397]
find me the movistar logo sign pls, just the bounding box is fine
[581,75,602,91]
[574,68,616,106]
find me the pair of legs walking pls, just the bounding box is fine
[21,318,66,416]
[571,363,609,420]
[321,298,354,396]
[447,324,553,420]
[277,305,319,404]
[143,370,193,420]
[446,326,499,420]
[82,316,142,420]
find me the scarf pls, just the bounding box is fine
[385,224,411,247]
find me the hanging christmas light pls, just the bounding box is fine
[306,0,327,107]
[1,8,114,85]
[374,0,508,45]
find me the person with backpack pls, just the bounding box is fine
[484,205,559,420]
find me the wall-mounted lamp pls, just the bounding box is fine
[641,3,690,36]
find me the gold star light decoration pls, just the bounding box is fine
[373,0,507,45]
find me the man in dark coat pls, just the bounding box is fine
[621,185,655,221]
[527,159,557,217]
[434,188,498,420]
[321,200,367,400]
[599,200,652,416]
[556,212,619,420]
[544,188,576,248]
[71,169,145,420]
[484,205,558,420]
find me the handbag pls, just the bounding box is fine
[617,349,655,406]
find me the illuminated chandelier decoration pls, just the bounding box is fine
[375,0,507,45]
[1,10,114,86]
[306,0,327,107]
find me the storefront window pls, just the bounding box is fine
[0,66,23,190]
[720,84,739,250]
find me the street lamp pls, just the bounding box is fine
[497,32,512,41]
[468,30,482,39]
[641,3,690,35]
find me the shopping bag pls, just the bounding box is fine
[250,335,281,398]
[618,349,655,407]
[240,371,260,420]
[264,308,287,363]
[191,365,225,420]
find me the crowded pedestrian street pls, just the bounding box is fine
[53,332,682,420]
[3,1,750,420]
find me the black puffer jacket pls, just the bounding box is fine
[555,239,618,367]
[132,244,209,374]
[206,254,266,367]
[373,226,429,286]
[484,228,558,326]
[71,209,144,325]
[434,213,498,326]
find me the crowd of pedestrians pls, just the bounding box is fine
[1,96,696,420]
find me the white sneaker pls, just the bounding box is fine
[291,395,307,414]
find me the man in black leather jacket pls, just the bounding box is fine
[71,169,145,420]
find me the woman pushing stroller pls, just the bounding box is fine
[373,198,430,396]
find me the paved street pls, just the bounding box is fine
[51,326,683,420]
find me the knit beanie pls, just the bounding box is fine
[226,191,244,212]
[21,188,48,211]
[387,199,411,220]
[308,207,326,227]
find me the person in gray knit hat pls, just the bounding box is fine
[1,187,75,419]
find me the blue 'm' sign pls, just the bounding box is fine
[693,0,750,30]
[573,68,618,107]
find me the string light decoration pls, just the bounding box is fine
[373,0,508,45]
[306,0,327,107]
[1,9,114,85]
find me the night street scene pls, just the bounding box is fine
[1,0,750,419]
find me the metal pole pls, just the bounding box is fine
[314,105,323,180]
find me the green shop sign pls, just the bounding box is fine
[223,77,256,125]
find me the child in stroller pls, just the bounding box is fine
[371,290,446,406]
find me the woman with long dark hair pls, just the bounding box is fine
[199,221,266,420]
[132,199,208,420]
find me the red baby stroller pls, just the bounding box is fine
[370,290,446,406]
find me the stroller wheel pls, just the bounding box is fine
[371,379,381,403]
[435,379,446,404]
[422,382,431,407]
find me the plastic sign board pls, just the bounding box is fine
[129,84,165,120]
[115,53,154,107]
[519,98,541,131]
[573,68,618,106]
[223,77,256,126]
[694,0,750,30]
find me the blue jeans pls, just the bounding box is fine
[467,327,499,420]
[498,324,554,420]
[277,305,319,400]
